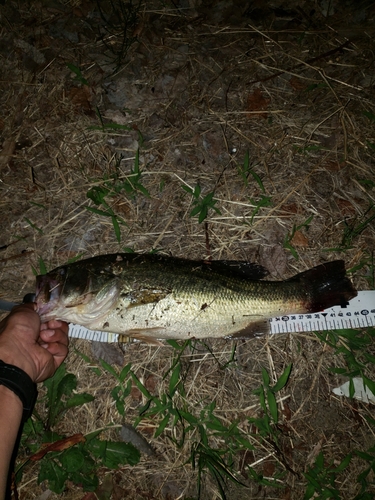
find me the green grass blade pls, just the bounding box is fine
[272,364,293,392]
[267,389,278,423]
[111,215,121,243]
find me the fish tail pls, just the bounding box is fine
[291,260,357,312]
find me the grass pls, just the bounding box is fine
[283,215,314,259]
[17,344,292,498]
[17,222,375,498]
[16,166,375,498]
[3,1,375,498]
[350,252,375,289]
[182,184,221,223]
[95,0,141,72]
[66,63,89,86]
[315,328,375,397]
[17,364,139,494]
[340,205,375,249]
[17,328,375,498]
[237,151,265,192]
[303,451,352,500]
[85,144,149,243]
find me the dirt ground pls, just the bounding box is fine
[1,0,375,499]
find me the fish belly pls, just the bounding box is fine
[86,291,304,339]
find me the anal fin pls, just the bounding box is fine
[229,318,270,339]
[118,328,166,345]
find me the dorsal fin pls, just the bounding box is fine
[202,260,269,280]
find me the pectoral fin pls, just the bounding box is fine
[125,288,171,308]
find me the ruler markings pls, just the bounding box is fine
[269,290,375,334]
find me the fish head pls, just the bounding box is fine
[35,263,121,328]
[35,268,65,319]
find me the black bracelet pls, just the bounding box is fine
[0,360,38,422]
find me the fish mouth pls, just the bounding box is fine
[35,276,62,320]
[35,269,122,328]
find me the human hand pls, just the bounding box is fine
[0,303,69,383]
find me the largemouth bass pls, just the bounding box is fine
[35,254,357,340]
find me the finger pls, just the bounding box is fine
[40,328,69,346]
[40,320,68,333]
[42,341,69,360]
[3,304,41,338]
[46,319,69,332]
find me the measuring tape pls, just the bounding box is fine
[68,291,375,342]
[270,290,375,334]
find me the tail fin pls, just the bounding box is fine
[290,260,357,312]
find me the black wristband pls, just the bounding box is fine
[0,360,38,422]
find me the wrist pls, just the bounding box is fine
[0,360,38,422]
[0,384,23,413]
[0,342,36,381]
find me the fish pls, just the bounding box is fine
[35,254,357,341]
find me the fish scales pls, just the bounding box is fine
[35,254,357,340]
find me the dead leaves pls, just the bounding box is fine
[0,137,16,170]
[290,230,309,248]
[336,198,356,216]
[91,341,124,367]
[68,86,94,115]
[120,423,155,456]
[246,88,270,119]
[30,434,85,461]
[289,76,307,91]
[259,243,287,277]
[129,373,159,404]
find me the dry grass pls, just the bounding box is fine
[1,0,375,498]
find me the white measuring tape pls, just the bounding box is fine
[68,291,375,342]
[269,290,375,334]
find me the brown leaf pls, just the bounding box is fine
[112,485,129,500]
[246,88,270,119]
[145,374,158,394]
[94,473,113,500]
[80,494,97,500]
[283,486,292,500]
[238,449,255,477]
[259,244,287,277]
[323,160,346,172]
[0,137,16,170]
[137,423,156,436]
[263,458,275,476]
[290,230,309,248]
[30,433,85,461]
[280,203,299,215]
[336,198,356,216]
[289,76,306,91]
[130,384,142,403]
[282,402,292,420]
[68,86,93,114]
